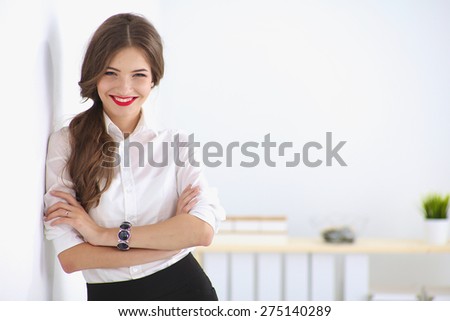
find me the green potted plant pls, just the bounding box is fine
[421,193,449,245]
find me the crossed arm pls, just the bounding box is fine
[45,185,214,273]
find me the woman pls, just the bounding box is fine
[44,13,225,301]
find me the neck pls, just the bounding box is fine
[117,118,139,135]
[106,110,141,135]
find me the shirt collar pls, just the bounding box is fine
[103,109,159,140]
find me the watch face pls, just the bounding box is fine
[120,222,131,230]
[118,230,130,241]
[117,242,129,251]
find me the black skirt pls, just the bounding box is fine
[86,253,218,301]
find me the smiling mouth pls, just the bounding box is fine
[110,95,138,107]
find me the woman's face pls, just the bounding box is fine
[97,46,154,132]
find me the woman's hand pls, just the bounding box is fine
[176,184,200,216]
[44,191,105,246]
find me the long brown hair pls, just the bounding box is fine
[67,13,164,211]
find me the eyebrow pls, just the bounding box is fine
[106,66,149,73]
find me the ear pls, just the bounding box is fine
[151,82,155,88]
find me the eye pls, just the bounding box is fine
[133,73,147,78]
[104,71,117,76]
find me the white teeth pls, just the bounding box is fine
[114,97,134,102]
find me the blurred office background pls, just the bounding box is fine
[1,0,450,300]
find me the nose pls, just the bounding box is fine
[117,76,133,95]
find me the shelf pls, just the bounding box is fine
[195,237,450,300]
[197,237,450,254]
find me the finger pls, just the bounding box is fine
[178,185,194,204]
[179,189,200,210]
[50,217,73,227]
[180,184,193,197]
[181,186,200,203]
[183,198,199,213]
[45,201,73,216]
[180,191,200,209]
[50,191,82,208]
[45,208,73,221]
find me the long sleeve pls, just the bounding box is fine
[174,131,226,233]
[43,127,84,255]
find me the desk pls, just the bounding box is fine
[194,237,450,300]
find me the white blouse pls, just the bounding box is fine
[44,111,226,283]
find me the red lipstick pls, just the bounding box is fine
[110,95,137,107]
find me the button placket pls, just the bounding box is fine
[122,167,137,223]
[119,139,140,279]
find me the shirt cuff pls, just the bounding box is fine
[53,231,85,255]
[189,209,220,234]
[45,222,85,255]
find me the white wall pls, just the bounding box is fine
[0,0,55,300]
[159,0,450,238]
[1,0,449,300]
[157,0,450,291]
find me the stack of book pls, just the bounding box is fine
[368,286,419,301]
[369,285,450,301]
[215,215,288,244]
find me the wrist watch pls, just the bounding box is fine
[117,221,132,251]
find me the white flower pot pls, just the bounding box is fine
[425,219,449,245]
